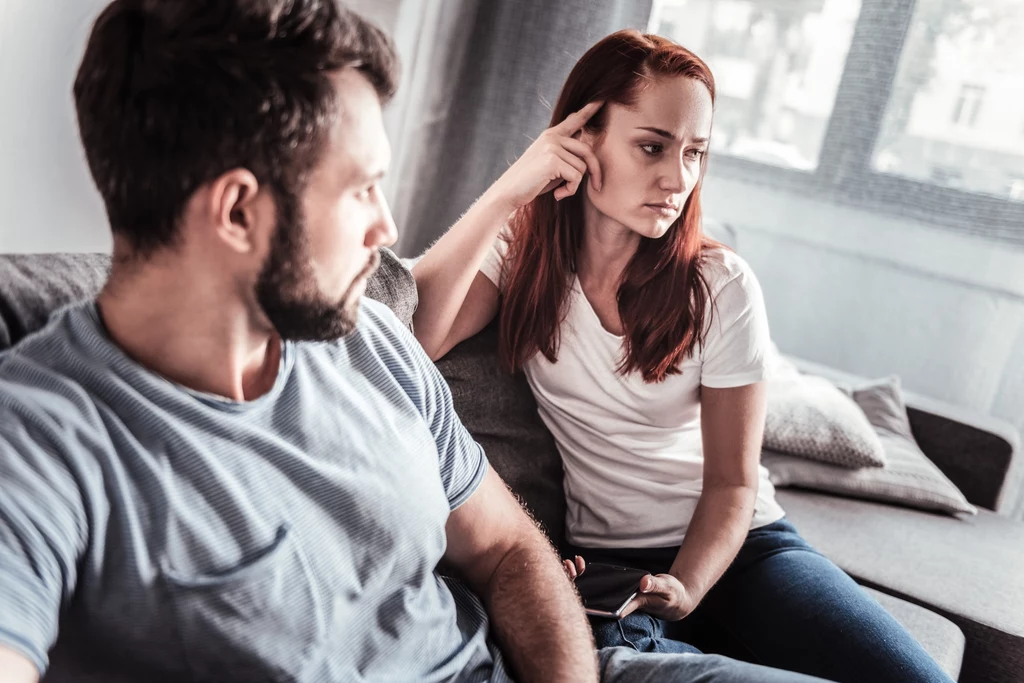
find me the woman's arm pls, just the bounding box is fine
[622,382,766,620]
[411,102,603,360]
[411,194,512,360]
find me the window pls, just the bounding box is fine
[950,85,984,126]
[652,0,861,172]
[873,0,1024,202]
[650,0,1024,242]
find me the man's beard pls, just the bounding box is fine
[254,190,366,342]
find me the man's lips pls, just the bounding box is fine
[358,250,381,281]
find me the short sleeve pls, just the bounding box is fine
[360,301,488,510]
[479,226,512,293]
[419,352,489,510]
[699,251,772,389]
[0,411,88,675]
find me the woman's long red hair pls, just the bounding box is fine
[498,30,719,383]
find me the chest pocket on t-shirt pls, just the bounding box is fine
[159,523,326,682]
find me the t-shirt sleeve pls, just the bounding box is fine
[418,351,489,510]
[699,252,772,389]
[478,225,513,293]
[0,412,88,675]
[363,302,488,510]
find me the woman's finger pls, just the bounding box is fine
[552,160,583,201]
[640,574,671,599]
[555,100,604,136]
[575,555,586,576]
[553,146,588,179]
[641,575,682,603]
[562,559,577,580]
[559,137,603,191]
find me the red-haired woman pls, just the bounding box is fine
[412,30,953,683]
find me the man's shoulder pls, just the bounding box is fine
[297,297,428,382]
[0,305,106,439]
[359,296,410,338]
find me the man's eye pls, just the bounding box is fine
[357,184,376,200]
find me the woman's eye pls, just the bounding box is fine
[640,143,663,156]
[686,148,707,160]
[357,184,376,200]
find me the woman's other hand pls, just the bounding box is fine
[621,573,696,622]
[562,555,586,582]
[489,101,604,210]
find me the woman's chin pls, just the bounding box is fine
[628,218,675,240]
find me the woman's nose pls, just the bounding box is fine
[660,159,686,193]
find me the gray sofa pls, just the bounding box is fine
[1,250,1022,683]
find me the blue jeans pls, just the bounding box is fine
[598,646,828,683]
[570,518,955,683]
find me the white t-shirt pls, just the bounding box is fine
[480,235,786,549]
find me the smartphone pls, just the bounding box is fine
[574,562,649,618]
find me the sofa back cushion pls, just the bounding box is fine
[434,321,566,549]
[0,254,111,350]
[0,249,417,349]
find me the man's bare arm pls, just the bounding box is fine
[0,645,39,683]
[444,467,598,683]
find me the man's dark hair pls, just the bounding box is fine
[74,0,398,257]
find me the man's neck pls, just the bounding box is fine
[96,263,282,402]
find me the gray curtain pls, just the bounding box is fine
[389,0,654,257]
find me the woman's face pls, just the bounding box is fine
[582,75,713,239]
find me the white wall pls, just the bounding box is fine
[0,0,112,253]
[703,176,1024,439]
[0,0,405,255]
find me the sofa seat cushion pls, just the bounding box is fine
[865,588,964,680]
[777,489,1024,683]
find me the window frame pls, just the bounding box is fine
[655,0,1024,244]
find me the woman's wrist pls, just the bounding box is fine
[667,565,709,610]
[479,184,520,220]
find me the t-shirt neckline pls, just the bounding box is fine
[572,276,624,341]
[83,302,293,412]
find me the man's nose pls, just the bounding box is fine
[368,195,398,248]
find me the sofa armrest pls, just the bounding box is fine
[782,355,1023,516]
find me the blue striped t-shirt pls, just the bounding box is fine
[0,298,509,682]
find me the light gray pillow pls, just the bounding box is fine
[764,358,887,468]
[763,376,977,516]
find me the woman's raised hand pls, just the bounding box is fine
[489,101,604,210]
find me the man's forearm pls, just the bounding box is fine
[482,533,598,683]
[669,485,756,601]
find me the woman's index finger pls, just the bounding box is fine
[556,100,604,135]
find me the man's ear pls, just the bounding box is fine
[207,168,269,255]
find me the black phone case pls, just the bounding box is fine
[574,562,648,618]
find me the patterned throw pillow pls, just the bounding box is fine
[764,376,977,516]
[764,371,887,469]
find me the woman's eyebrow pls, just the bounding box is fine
[635,126,708,144]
